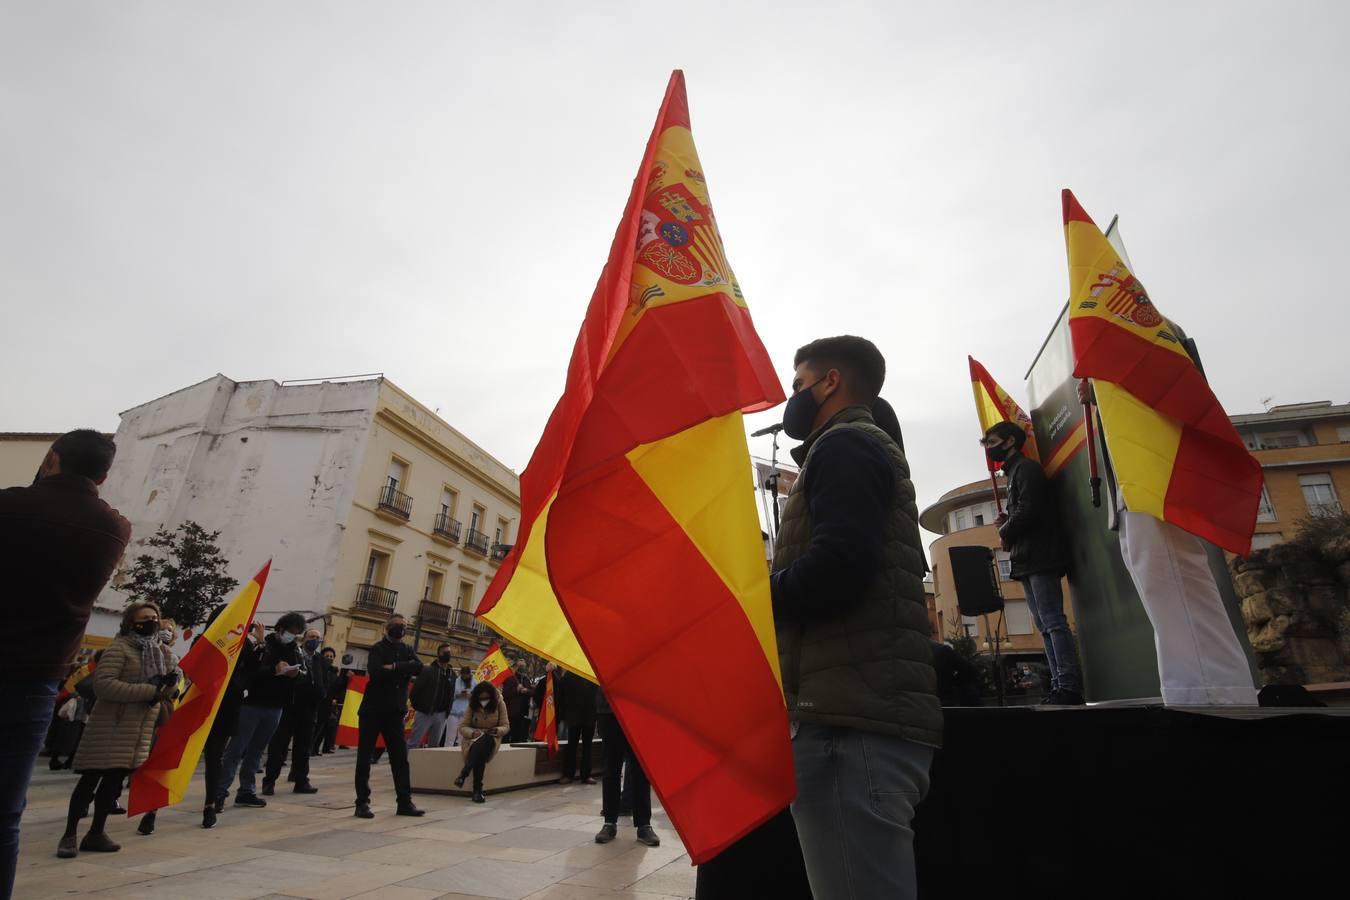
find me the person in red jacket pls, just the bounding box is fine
[0,430,130,899]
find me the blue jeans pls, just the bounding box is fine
[1020,573,1083,694]
[791,723,933,900]
[1,679,58,900]
[219,704,283,799]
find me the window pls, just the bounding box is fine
[439,487,457,518]
[364,550,390,586]
[953,508,972,531]
[995,550,1012,581]
[1004,600,1034,635]
[1338,426,1350,444]
[387,458,409,491]
[1250,533,1284,550]
[456,580,475,611]
[424,570,444,604]
[1257,431,1309,450]
[1299,474,1342,515]
[974,513,986,526]
[496,517,511,546]
[1257,486,1276,523]
[470,505,485,533]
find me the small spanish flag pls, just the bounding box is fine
[533,672,558,757]
[969,355,1041,467]
[474,642,513,687]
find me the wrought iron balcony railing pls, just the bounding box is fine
[417,599,451,629]
[377,484,413,520]
[354,582,398,614]
[464,528,490,555]
[450,607,488,636]
[433,512,462,542]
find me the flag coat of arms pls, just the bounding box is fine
[474,642,513,687]
[127,562,270,816]
[533,671,558,757]
[1062,189,1262,554]
[969,355,1041,467]
[475,70,792,863]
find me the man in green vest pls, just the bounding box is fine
[772,335,942,900]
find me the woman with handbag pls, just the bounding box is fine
[56,602,178,858]
[453,682,510,803]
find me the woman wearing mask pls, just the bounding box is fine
[454,682,509,803]
[57,602,178,858]
[130,619,179,836]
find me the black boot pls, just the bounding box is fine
[202,806,217,829]
[137,811,156,835]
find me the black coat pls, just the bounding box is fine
[997,452,1068,579]
[245,634,303,708]
[410,661,454,715]
[360,638,422,716]
[500,674,532,722]
[293,651,334,707]
[557,671,598,728]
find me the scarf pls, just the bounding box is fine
[129,633,169,682]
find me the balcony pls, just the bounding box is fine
[490,543,512,563]
[417,599,451,630]
[377,484,413,520]
[449,607,488,636]
[354,582,398,615]
[433,512,462,543]
[464,528,490,555]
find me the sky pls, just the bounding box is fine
[3,1,1348,547]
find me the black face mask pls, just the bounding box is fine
[132,620,159,637]
[782,377,827,440]
[438,652,451,663]
[986,444,1011,463]
[387,625,406,640]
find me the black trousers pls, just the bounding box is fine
[599,712,651,827]
[63,770,128,838]
[355,708,410,805]
[264,702,316,786]
[459,735,495,792]
[311,700,335,755]
[562,717,595,780]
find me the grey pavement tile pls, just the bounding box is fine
[397,859,571,900]
[345,838,481,868]
[628,859,697,898]
[471,827,594,853]
[251,828,405,859]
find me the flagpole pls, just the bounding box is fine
[989,470,1004,515]
[1083,403,1102,508]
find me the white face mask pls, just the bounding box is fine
[158,630,173,644]
[478,698,490,708]
[278,632,297,644]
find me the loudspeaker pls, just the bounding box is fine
[949,545,1004,617]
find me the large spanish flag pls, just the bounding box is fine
[476,71,791,863]
[969,355,1041,467]
[127,562,270,816]
[1062,189,1262,554]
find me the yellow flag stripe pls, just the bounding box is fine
[1093,380,1182,519]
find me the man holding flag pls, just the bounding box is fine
[1063,189,1259,707]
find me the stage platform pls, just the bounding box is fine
[697,704,1350,900]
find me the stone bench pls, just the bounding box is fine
[409,739,606,796]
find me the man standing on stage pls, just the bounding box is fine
[771,335,941,900]
[354,614,424,819]
[983,420,1085,705]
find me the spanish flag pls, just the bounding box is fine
[475,71,791,863]
[533,671,558,758]
[474,642,513,687]
[1063,189,1262,554]
[969,355,1041,467]
[127,562,270,816]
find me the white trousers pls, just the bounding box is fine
[1119,511,1258,706]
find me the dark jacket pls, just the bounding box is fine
[557,671,598,728]
[998,452,1068,579]
[294,648,334,706]
[0,474,131,681]
[244,634,302,708]
[772,406,942,747]
[500,674,532,723]
[361,637,422,716]
[410,660,454,715]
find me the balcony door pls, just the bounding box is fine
[365,549,390,586]
[424,569,445,605]
[387,458,408,492]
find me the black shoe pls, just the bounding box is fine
[636,825,661,847]
[454,773,467,789]
[354,802,374,819]
[595,823,617,844]
[109,803,126,816]
[1038,691,1060,705]
[202,807,217,829]
[137,812,156,835]
[234,792,267,808]
[1053,690,1086,706]
[214,796,226,814]
[293,782,318,794]
[396,802,425,817]
[49,757,62,771]
[559,776,573,784]
[79,831,121,853]
[471,791,486,804]
[260,781,275,796]
[57,834,78,858]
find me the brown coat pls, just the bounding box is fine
[459,690,510,765]
[73,635,176,772]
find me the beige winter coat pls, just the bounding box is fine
[459,690,510,765]
[73,635,176,772]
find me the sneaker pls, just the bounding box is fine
[57,834,78,858]
[595,823,618,844]
[136,812,156,835]
[471,791,486,804]
[213,796,226,814]
[293,783,318,794]
[260,781,275,796]
[1053,689,1086,706]
[354,802,374,819]
[109,803,127,816]
[79,832,121,853]
[202,807,217,829]
[454,774,467,789]
[234,792,267,808]
[396,802,425,817]
[636,826,661,847]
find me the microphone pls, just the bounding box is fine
[751,423,784,437]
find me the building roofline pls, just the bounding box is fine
[377,379,520,489]
[1231,402,1350,427]
[117,373,239,416]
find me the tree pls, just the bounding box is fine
[122,521,238,630]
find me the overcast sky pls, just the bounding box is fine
[3,2,1347,545]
